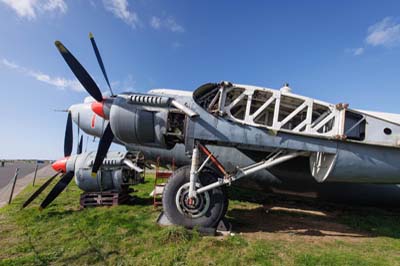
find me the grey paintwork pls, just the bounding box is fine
[329,142,400,183]
[145,87,400,184]
[64,151,143,192]
[68,99,400,206]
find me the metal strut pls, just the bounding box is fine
[187,144,307,198]
[198,144,228,177]
[188,143,229,199]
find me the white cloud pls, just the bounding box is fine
[150,16,161,29]
[42,0,67,13]
[350,47,364,56]
[89,0,97,8]
[150,16,184,33]
[366,17,400,47]
[1,58,84,92]
[1,0,36,19]
[0,0,67,20]
[172,41,182,49]
[110,74,135,92]
[103,0,139,28]
[353,47,364,55]
[346,17,400,56]
[165,16,184,33]
[2,58,19,69]
[31,71,83,92]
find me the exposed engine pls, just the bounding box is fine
[74,151,145,192]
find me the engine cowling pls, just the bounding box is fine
[109,94,185,149]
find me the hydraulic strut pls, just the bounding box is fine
[187,143,307,198]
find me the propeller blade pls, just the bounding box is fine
[54,41,103,102]
[92,123,114,174]
[89,33,114,96]
[64,112,73,157]
[39,171,74,209]
[77,135,83,155]
[76,112,81,154]
[21,172,61,209]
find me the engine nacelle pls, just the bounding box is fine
[109,95,186,149]
[74,151,144,192]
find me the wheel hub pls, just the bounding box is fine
[175,183,210,218]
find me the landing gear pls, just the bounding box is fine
[162,143,305,229]
[162,166,228,228]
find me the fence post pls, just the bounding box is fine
[32,162,39,186]
[8,168,19,204]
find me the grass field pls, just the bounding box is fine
[1,173,400,266]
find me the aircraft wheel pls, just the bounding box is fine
[162,165,228,228]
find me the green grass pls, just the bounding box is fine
[1,174,400,266]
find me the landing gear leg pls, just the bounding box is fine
[162,144,305,229]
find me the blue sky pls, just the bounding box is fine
[0,0,400,159]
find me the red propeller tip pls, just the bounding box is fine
[91,101,105,118]
[52,157,68,173]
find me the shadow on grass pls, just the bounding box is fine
[227,186,400,239]
[44,209,76,217]
[339,211,400,239]
[127,196,153,206]
[227,206,371,238]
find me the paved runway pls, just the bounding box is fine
[0,161,49,189]
[0,161,56,207]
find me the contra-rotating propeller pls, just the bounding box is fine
[54,34,115,177]
[22,112,83,209]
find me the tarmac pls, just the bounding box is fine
[0,161,56,208]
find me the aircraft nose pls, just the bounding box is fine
[91,101,105,118]
[52,157,68,172]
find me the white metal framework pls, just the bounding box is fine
[194,82,400,147]
[204,84,347,138]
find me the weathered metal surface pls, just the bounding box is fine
[67,81,400,205]
[193,82,400,149]
[73,151,144,192]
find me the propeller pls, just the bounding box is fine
[64,111,73,157]
[32,35,116,209]
[22,112,77,209]
[91,123,114,175]
[77,135,83,155]
[38,114,77,209]
[54,41,103,102]
[89,32,114,96]
[21,172,61,209]
[56,34,115,176]
[76,112,83,155]
[55,35,113,120]
[39,171,74,210]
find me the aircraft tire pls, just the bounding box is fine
[162,165,228,228]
